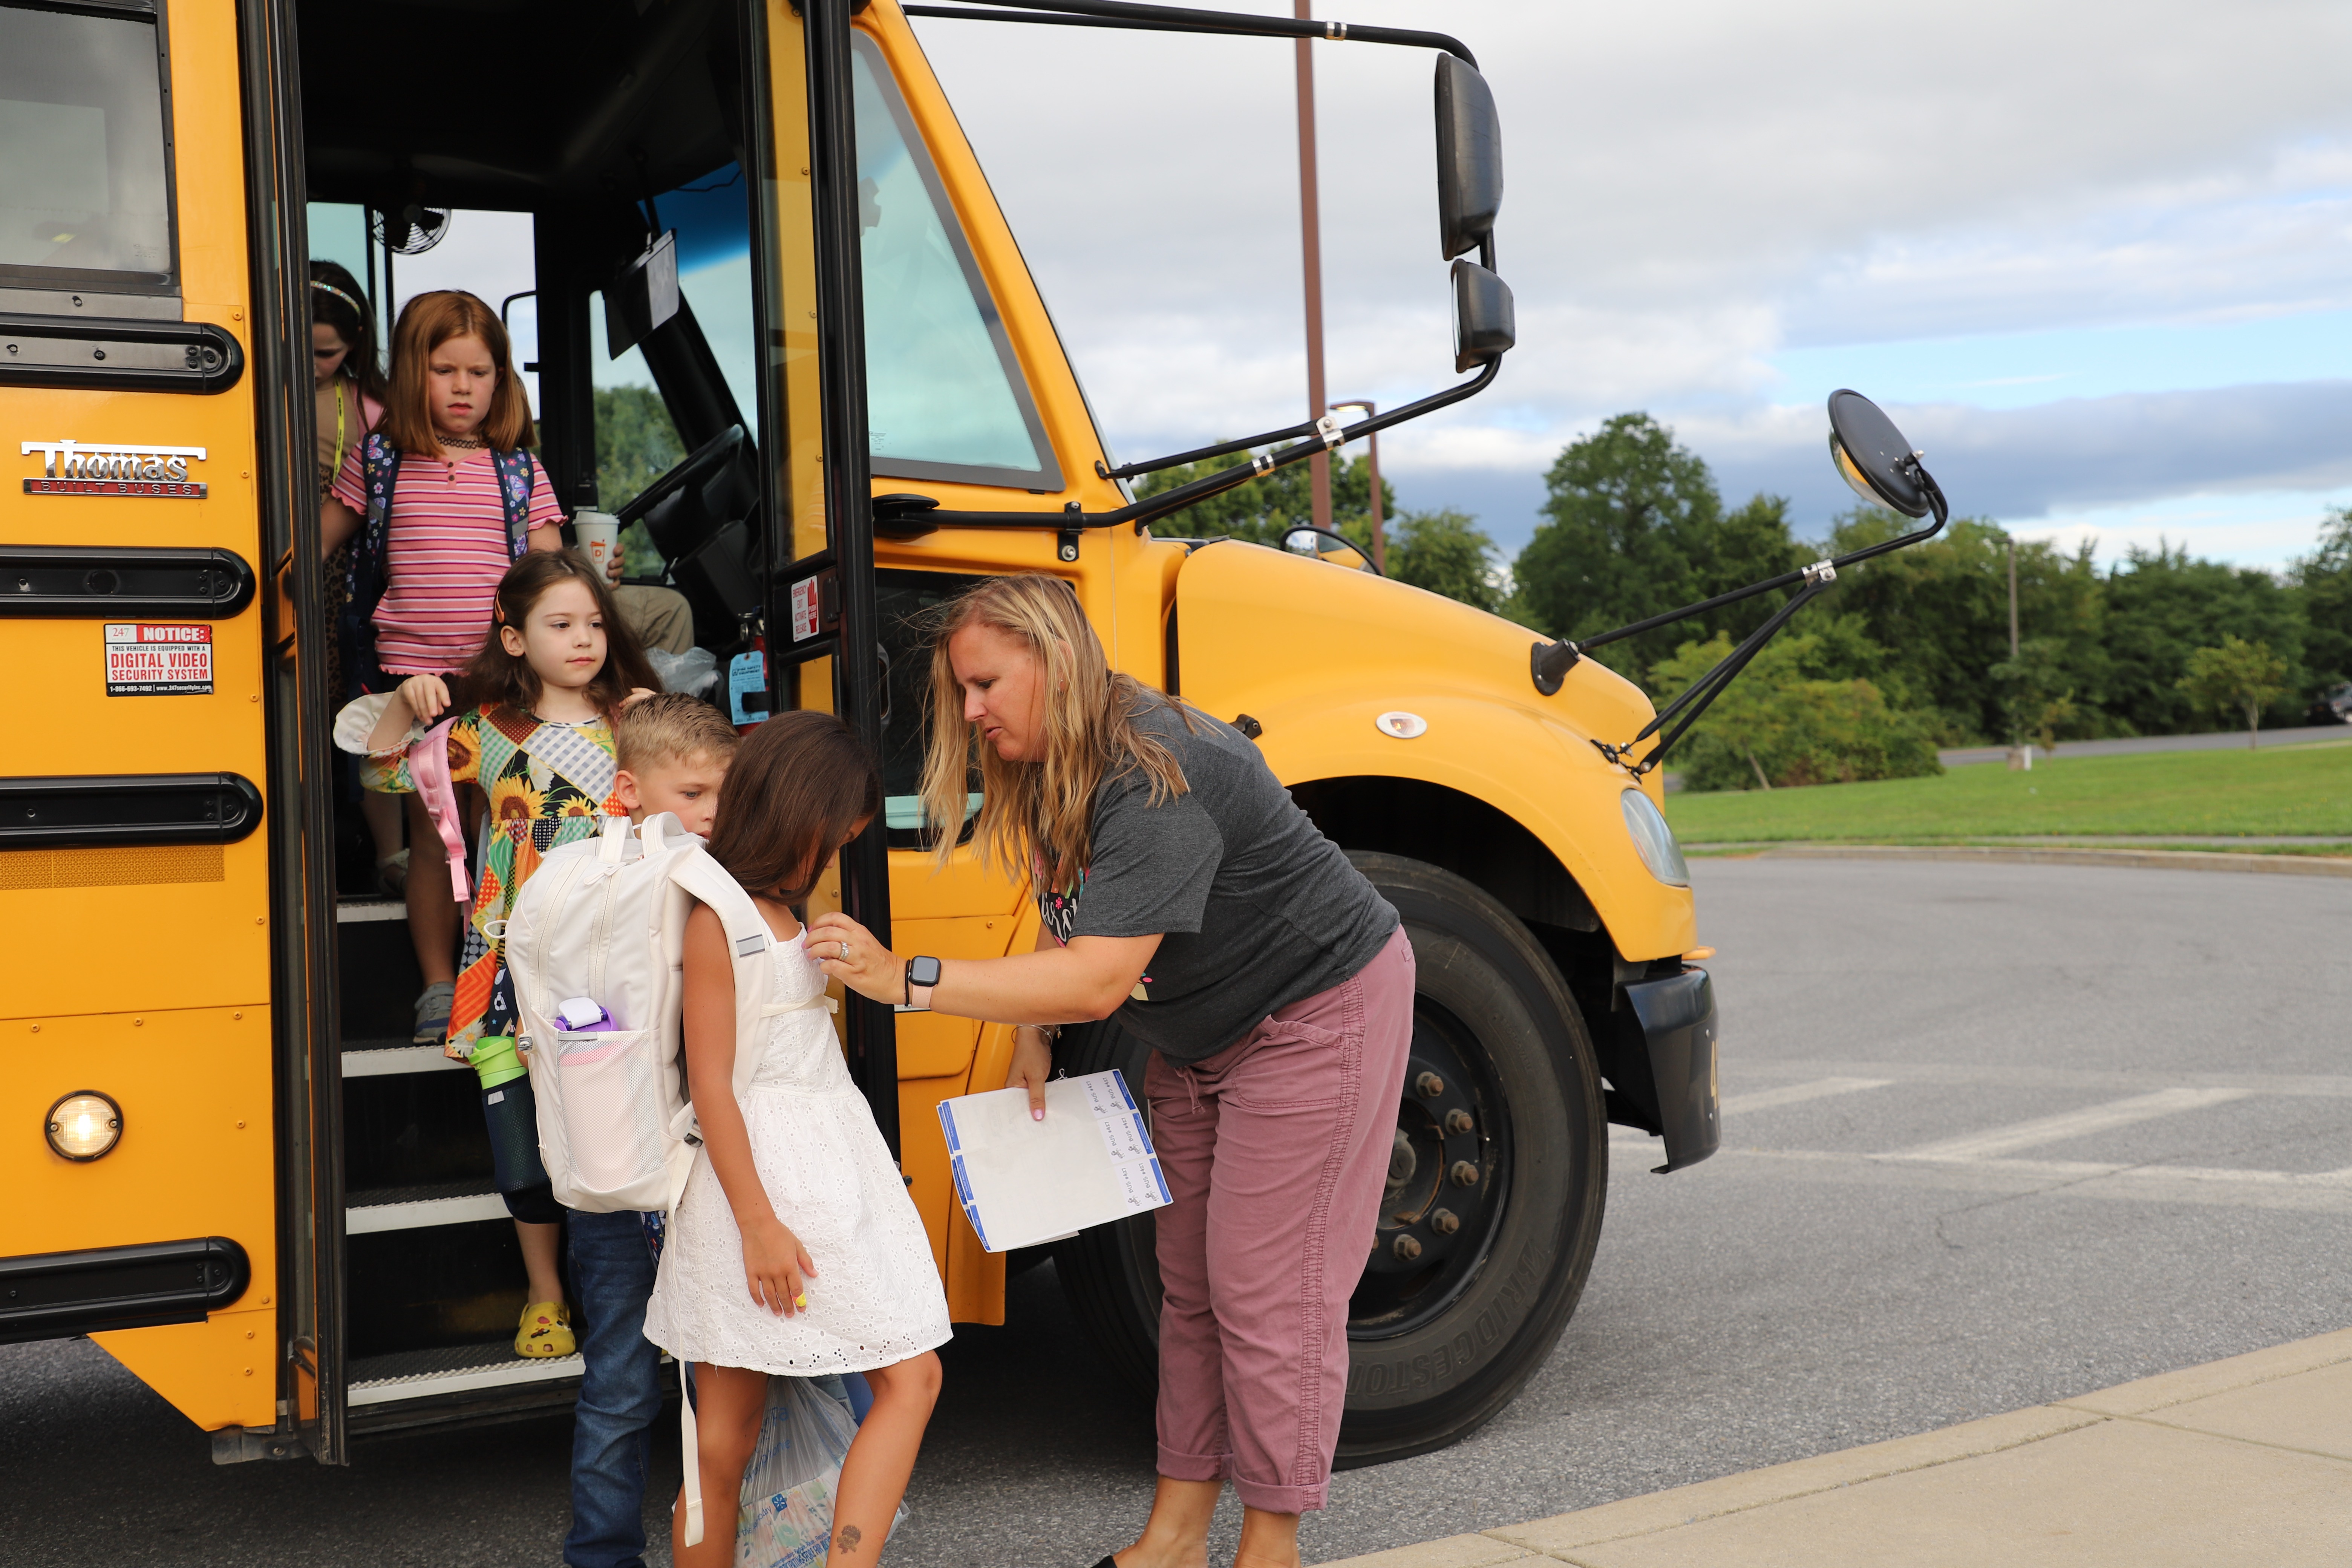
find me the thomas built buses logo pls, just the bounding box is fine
[22,439,208,498]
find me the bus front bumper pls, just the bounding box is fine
[1615,965,1720,1174]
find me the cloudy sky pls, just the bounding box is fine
[906,0,2352,569]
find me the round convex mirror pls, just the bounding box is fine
[1827,389,1929,518]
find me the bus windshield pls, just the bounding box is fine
[851,32,1058,489]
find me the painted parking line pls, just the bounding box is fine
[1721,1076,1894,1116]
[1735,1146,2352,1215]
[1893,1087,2252,1162]
[1610,1076,1896,1148]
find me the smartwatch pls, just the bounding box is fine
[905,955,942,1011]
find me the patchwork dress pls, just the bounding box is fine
[363,703,626,1057]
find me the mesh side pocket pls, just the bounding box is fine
[554,1029,665,1197]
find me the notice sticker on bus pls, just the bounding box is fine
[104,623,213,696]
[790,574,821,642]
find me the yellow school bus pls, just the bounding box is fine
[6,0,1958,1470]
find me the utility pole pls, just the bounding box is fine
[2008,538,2020,659]
[1294,1,1331,533]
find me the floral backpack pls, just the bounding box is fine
[338,431,538,688]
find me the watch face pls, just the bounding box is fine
[910,956,943,987]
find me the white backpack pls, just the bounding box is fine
[503,813,836,1217]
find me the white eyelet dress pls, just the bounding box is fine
[643,932,952,1375]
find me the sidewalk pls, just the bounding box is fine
[1937,723,2349,766]
[1325,1327,2352,1567]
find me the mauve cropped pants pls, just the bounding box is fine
[1142,925,1416,1514]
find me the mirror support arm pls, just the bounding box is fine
[1530,462,1948,697]
[909,358,1500,534]
[900,0,1477,67]
[1594,576,1836,779]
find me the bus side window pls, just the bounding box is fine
[876,568,987,850]
[0,3,177,317]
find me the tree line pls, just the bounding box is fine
[603,391,2348,791]
[1508,413,2352,790]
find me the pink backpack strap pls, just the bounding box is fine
[408,717,472,904]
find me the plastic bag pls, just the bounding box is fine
[648,645,720,699]
[736,1375,902,1568]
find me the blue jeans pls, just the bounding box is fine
[565,1210,663,1568]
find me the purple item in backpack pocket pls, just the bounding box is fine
[554,997,614,1032]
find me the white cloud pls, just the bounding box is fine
[908,0,2352,560]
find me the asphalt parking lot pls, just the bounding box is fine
[5,856,2346,1566]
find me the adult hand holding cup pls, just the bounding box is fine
[575,510,624,586]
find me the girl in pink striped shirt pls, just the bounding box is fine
[322,290,568,1048]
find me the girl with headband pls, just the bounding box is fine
[307,261,402,892]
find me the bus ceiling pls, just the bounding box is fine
[295,0,747,213]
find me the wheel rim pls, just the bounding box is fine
[1348,994,1514,1339]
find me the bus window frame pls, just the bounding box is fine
[0,0,184,319]
[848,29,1061,493]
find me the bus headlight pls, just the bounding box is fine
[46,1091,122,1162]
[1620,789,1690,888]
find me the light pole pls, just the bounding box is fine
[2008,537,2020,659]
[1294,0,1331,533]
[1330,398,1383,573]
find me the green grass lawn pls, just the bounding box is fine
[1664,739,2352,842]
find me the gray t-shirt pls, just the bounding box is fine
[1037,697,1398,1061]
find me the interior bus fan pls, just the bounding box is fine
[373,202,451,255]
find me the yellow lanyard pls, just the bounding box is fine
[331,378,349,478]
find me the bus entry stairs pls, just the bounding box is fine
[335,896,585,1431]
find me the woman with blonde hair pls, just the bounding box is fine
[811,573,1415,1568]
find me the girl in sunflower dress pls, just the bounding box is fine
[363,551,657,1357]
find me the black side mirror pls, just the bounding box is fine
[605,231,680,358]
[1827,389,1930,519]
[1435,55,1502,260]
[1452,260,1514,373]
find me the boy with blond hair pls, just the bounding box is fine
[566,692,738,1568]
[613,692,740,839]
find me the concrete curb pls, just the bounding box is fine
[1743,844,2352,877]
[1316,1328,2352,1567]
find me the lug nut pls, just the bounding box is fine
[1431,1208,1460,1235]
[1445,1109,1475,1135]
[1450,1160,1481,1188]
[1415,1071,1445,1099]
[1393,1234,1423,1262]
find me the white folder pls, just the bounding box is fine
[936,1069,1172,1253]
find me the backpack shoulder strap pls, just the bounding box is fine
[361,433,399,532]
[340,436,406,675]
[665,847,777,1104]
[491,448,537,558]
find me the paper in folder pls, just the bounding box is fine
[936,1069,1172,1253]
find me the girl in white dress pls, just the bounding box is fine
[643,710,951,1567]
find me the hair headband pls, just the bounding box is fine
[309,278,366,318]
